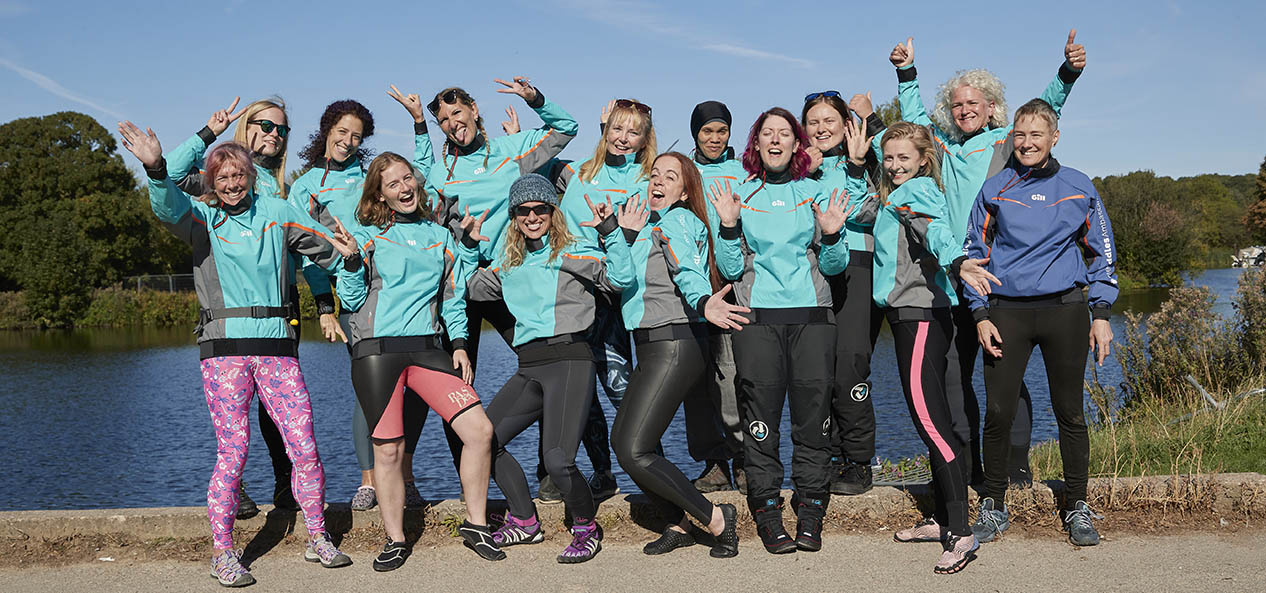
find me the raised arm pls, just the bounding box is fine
[890,37,935,130]
[707,179,746,281]
[494,76,580,175]
[387,85,437,180]
[1037,29,1087,118]
[892,179,959,268]
[571,198,635,292]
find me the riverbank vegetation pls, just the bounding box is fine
[0,284,320,330]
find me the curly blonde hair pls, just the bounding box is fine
[932,69,1008,141]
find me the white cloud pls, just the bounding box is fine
[699,43,814,69]
[0,56,126,120]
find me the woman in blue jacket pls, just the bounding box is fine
[708,107,855,555]
[118,124,356,586]
[959,99,1116,547]
[337,152,502,570]
[464,173,634,564]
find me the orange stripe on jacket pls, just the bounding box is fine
[1048,194,1085,207]
[490,157,513,174]
[990,196,1031,208]
[562,253,603,263]
[514,130,554,160]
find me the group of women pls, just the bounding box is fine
[116,29,1117,586]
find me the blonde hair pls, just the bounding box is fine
[232,98,288,196]
[578,103,656,184]
[931,69,1008,142]
[878,122,944,202]
[502,208,574,269]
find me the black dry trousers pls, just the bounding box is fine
[612,325,716,525]
[828,251,884,465]
[732,311,836,502]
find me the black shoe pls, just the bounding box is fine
[372,539,410,572]
[693,460,733,493]
[642,527,695,555]
[1008,445,1034,487]
[588,470,620,502]
[710,503,739,558]
[831,461,873,496]
[459,521,506,561]
[273,478,299,512]
[748,496,796,554]
[537,475,563,505]
[793,492,828,552]
[235,482,259,520]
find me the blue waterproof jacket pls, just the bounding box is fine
[620,204,713,330]
[962,157,1118,320]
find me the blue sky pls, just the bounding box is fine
[2,0,1263,180]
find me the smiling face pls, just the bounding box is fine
[605,111,647,156]
[696,121,730,161]
[515,202,552,240]
[325,113,364,163]
[648,156,687,211]
[1012,114,1059,168]
[377,161,419,214]
[248,106,286,157]
[950,85,995,135]
[757,115,798,172]
[213,163,250,205]
[804,102,846,152]
[436,99,479,147]
[881,138,927,187]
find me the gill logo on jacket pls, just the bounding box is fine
[1030,193,1046,201]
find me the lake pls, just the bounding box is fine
[0,268,1246,510]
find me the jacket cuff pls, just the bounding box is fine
[845,161,867,178]
[820,231,842,246]
[1091,304,1112,321]
[460,232,480,250]
[896,65,917,83]
[950,255,967,279]
[865,112,886,133]
[414,120,429,134]
[197,126,217,146]
[145,157,168,181]
[451,338,468,352]
[526,89,546,110]
[695,294,711,314]
[719,220,742,240]
[342,253,363,272]
[1059,61,1082,84]
[315,293,336,315]
[595,214,619,237]
[971,306,990,323]
[622,227,640,245]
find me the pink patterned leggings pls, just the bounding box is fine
[201,355,326,549]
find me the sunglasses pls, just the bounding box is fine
[803,90,841,102]
[513,204,553,217]
[248,119,289,138]
[615,99,652,115]
[427,89,471,116]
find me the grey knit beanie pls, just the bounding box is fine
[508,173,558,209]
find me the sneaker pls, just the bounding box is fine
[642,526,695,555]
[273,478,299,512]
[831,461,873,496]
[710,503,739,558]
[692,460,733,493]
[557,518,603,564]
[404,480,425,509]
[210,548,255,588]
[235,483,259,520]
[748,497,796,554]
[733,465,748,496]
[934,533,979,574]
[460,521,507,561]
[1062,501,1102,546]
[971,497,1010,543]
[372,539,410,572]
[894,517,947,543]
[537,475,563,505]
[303,532,352,568]
[350,485,377,511]
[588,470,620,501]
[492,512,544,547]
[793,493,828,552]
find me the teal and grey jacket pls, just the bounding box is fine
[896,61,1080,247]
[557,152,646,245]
[142,159,343,359]
[812,113,886,254]
[620,204,713,331]
[464,217,633,347]
[693,148,747,240]
[864,171,959,311]
[715,171,858,320]
[335,212,473,349]
[429,92,578,263]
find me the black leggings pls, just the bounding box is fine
[612,331,715,524]
[829,253,883,464]
[982,301,1090,508]
[487,347,597,520]
[889,309,969,536]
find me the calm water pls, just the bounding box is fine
[0,269,1245,511]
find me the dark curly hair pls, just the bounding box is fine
[298,99,375,167]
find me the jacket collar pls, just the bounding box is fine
[450,133,486,156]
[1012,155,1061,178]
[693,147,735,165]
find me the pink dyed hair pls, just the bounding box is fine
[202,143,257,197]
[741,107,812,180]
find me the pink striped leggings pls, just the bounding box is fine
[890,310,970,537]
[201,355,326,549]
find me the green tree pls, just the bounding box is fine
[1095,171,1195,286]
[1244,155,1266,244]
[875,96,901,129]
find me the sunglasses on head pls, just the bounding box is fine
[427,89,470,116]
[248,119,289,138]
[513,204,553,217]
[803,90,842,102]
[615,99,652,115]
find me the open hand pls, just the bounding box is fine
[320,313,347,343]
[958,257,1001,296]
[618,193,649,233]
[706,179,741,228]
[117,121,163,168]
[600,99,616,125]
[812,188,852,236]
[494,76,539,104]
[703,284,752,331]
[842,116,874,166]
